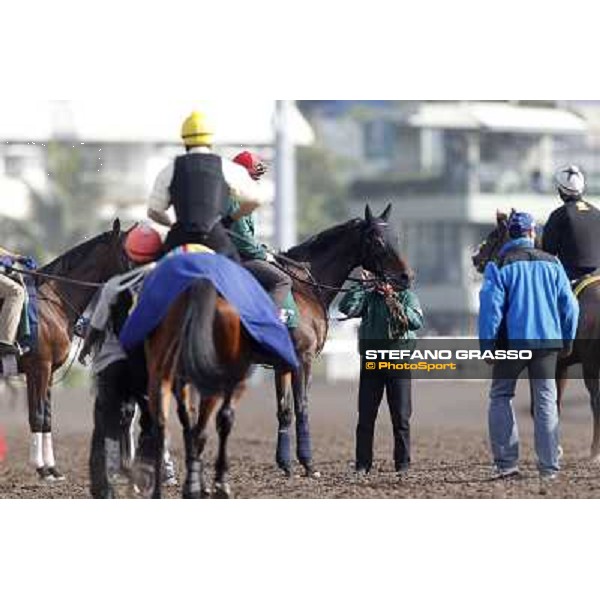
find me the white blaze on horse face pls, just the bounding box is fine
[42,432,55,468]
[29,432,44,468]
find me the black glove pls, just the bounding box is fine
[221,215,234,228]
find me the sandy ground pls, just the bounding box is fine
[2,375,600,498]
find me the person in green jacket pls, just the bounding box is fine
[223,151,295,326]
[339,269,424,476]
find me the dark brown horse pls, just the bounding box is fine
[14,219,129,479]
[472,209,600,460]
[145,281,261,499]
[144,205,411,497]
[273,203,410,476]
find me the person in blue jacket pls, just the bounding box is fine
[479,212,579,483]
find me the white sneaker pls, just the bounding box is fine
[490,466,520,480]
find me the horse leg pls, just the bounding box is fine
[555,361,569,460]
[292,361,318,478]
[213,390,236,499]
[193,393,220,498]
[175,382,202,499]
[149,377,170,499]
[25,363,54,481]
[583,364,600,461]
[119,398,137,473]
[556,361,569,417]
[274,369,293,476]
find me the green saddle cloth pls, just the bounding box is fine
[282,291,300,329]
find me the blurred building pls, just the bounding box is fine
[0,100,313,241]
[301,100,596,334]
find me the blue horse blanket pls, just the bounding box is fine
[119,253,298,369]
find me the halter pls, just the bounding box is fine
[476,222,509,269]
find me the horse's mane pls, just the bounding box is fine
[285,218,362,262]
[40,231,113,275]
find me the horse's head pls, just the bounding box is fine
[360,203,412,284]
[90,218,133,280]
[472,209,514,273]
[42,218,131,282]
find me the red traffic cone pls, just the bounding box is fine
[0,429,7,463]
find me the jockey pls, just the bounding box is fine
[223,151,294,323]
[0,246,27,356]
[542,165,600,281]
[79,223,176,497]
[147,111,268,259]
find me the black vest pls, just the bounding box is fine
[549,201,600,269]
[168,153,228,234]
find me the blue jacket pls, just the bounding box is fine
[479,238,579,350]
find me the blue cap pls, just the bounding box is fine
[508,212,536,238]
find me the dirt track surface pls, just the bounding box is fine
[2,376,600,499]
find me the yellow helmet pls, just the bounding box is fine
[181,111,214,147]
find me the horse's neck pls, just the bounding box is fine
[42,259,114,326]
[302,237,362,307]
[49,281,97,319]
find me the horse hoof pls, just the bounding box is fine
[279,465,293,478]
[303,466,321,479]
[182,482,202,499]
[36,466,53,482]
[131,462,154,499]
[213,482,232,499]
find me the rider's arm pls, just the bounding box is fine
[222,159,270,218]
[227,204,268,260]
[478,262,505,352]
[541,210,562,256]
[147,162,175,227]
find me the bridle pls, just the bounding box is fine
[475,223,509,270]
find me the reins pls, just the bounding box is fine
[5,265,104,289]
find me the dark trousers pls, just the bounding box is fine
[89,347,150,498]
[89,360,132,498]
[356,372,412,472]
[243,259,292,308]
[164,222,240,262]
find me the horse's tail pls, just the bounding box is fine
[181,279,224,394]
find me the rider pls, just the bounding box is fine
[0,246,27,355]
[147,111,268,259]
[223,151,294,323]
[542,165,600,281]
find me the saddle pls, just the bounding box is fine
[0,257,40,357]
[572,270,600,299]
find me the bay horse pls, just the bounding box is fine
[272,203,409,476]
[145,281,258,499]
[144,204,410,498]
[472,209,600,461]
[13,219,129,480]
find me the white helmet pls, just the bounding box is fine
[555,165,585,199]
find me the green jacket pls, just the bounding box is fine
[227,199,267,261]
[338,284,424,353]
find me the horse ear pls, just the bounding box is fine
[379,203,392,222]
[365,205,374,222]
[496,210,506,224]
[112,218,121,236]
